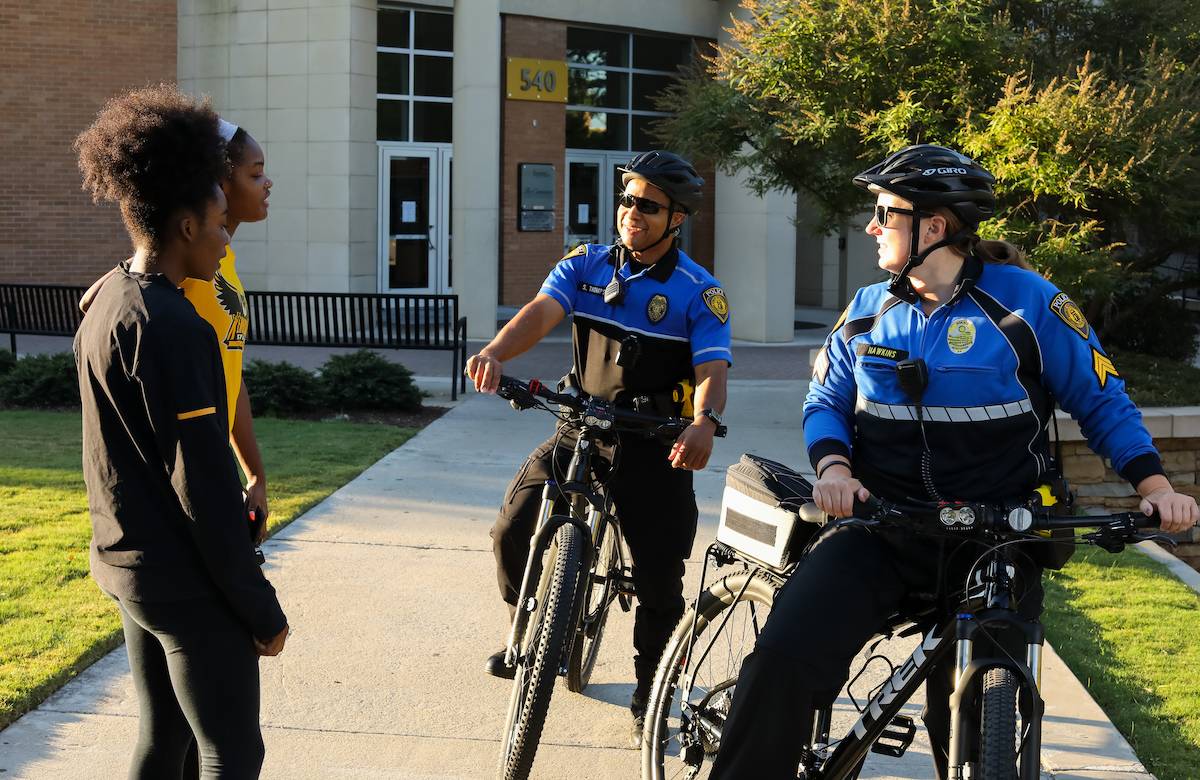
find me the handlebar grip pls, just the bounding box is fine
[798,496,880,525]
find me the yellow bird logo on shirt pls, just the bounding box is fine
[214,272,249,350]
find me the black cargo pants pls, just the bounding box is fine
[710,523,1043,780]
[491,431,698,704]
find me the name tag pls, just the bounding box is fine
[856,343,908,361]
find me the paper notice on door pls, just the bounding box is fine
[577,203,589,224]
[401,201,417,223]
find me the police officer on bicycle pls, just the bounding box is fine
[467,150,732,744]
[709,144,1198,779]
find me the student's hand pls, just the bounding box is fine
[466,352,502,393]
[813,464,871,518]
[670,421,714,470]
[255,625,289,657]
[245,479,269,544]
[1140,486,1199,534]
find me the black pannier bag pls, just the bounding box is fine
[717,454,821,572]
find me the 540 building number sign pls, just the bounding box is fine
[506,58,568,103]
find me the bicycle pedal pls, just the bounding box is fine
[870,714,916,757]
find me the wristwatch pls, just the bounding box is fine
[699,408,724,428]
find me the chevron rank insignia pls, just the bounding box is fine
[1092,347,1119,388]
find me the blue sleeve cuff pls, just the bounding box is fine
[1118,451,1166,489]
[808,438,851,472]
[693,346,732,367]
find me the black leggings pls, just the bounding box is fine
[710,524,1043,780]
[110,593,264,780]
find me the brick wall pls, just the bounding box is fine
[0,1,177,284]
[500,15,568,306]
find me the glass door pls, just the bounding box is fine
[378,145,452,293]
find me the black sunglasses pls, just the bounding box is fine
[873,203,922,229]
[617,193,671,215]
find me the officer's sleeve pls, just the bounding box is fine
[142,319,288,640]
[687,284,733,366]
[1035,287,1164,487]
[803,303,858,470]
[538,247,584,315]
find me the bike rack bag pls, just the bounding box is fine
[717,454,819,572]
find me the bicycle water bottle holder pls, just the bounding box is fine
[870,714,917,757]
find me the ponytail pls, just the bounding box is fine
[934,207,1033,271]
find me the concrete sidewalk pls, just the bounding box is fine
[0,382,1152,779]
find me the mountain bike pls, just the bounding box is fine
[641,462,1173,780]
[492,375,726,780]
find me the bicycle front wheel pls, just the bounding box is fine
[498,521,586,780]
[566,516,619,692]
[641,569,776,780]
[978,667,1020,780]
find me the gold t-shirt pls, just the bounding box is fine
[181,246,248,431]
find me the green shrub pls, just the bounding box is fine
[0,353,79,408]
[0,349,15,376]
[1103,289,1198,362]
[242,359,326,416]
[319,349,421,412]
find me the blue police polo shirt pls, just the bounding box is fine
[539,243,732,402]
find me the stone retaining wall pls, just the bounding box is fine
[1057,408,1200,570]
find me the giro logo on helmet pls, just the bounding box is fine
[922,167,968,176]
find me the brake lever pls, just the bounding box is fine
[1082,526,1128,554]
[1133,532,1179,548]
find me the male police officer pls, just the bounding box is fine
[467,150,732,743]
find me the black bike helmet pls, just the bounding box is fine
[853,145,997,294]
[619,150,704,215]
[853,144,996,226]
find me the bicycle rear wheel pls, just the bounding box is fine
[566,517,619,692]
[498,521,585,780]
[978,667,1020,780]
[641,569,776,780]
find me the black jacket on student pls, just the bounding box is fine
[74,266,286,641]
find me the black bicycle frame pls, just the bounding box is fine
[503,431,609,669]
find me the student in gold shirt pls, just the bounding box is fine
[81,117,274,538]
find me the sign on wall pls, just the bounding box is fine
[506,58,568,103]
[519,163,555,232]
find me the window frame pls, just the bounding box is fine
[377,6,454,143]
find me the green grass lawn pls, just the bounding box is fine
[0,410,415,730]
[1043,545,1200,780]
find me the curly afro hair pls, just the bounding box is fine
[74,84,226,251]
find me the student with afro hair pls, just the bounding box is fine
[73,84,288,780]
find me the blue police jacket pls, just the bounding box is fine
[540,243,732,403]
[805,254,1164,502]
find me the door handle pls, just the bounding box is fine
[427,224,435,252]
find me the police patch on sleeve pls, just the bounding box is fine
[1049,292,1090,340]
[646,294,668,323]
[561,244,587,262]
[1092,347,1119,388]
[702,287,729,324]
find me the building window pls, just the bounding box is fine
[566,28,694,151]
[378,6,453,143]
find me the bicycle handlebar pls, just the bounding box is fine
[797,495,1165,552]
[495,375,727,439]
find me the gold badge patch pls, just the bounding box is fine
[1050,292,1090,340]
[561,243,587,261]
[946,318,976,355]
[702,287,729,324]
[646,294,668,323]
[1092,347,1119,388]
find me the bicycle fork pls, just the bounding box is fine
[945,612,1045,780]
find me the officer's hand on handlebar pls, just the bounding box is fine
[1139,486,1199,534]
[812,461,872,518]
[466,352,503,394]
[669,419,715,471]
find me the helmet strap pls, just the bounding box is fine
[886,219,974,297]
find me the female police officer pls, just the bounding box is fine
[710,144,1197,779]
[467,151,732,745]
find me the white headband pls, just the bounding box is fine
[217,118,240,142]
